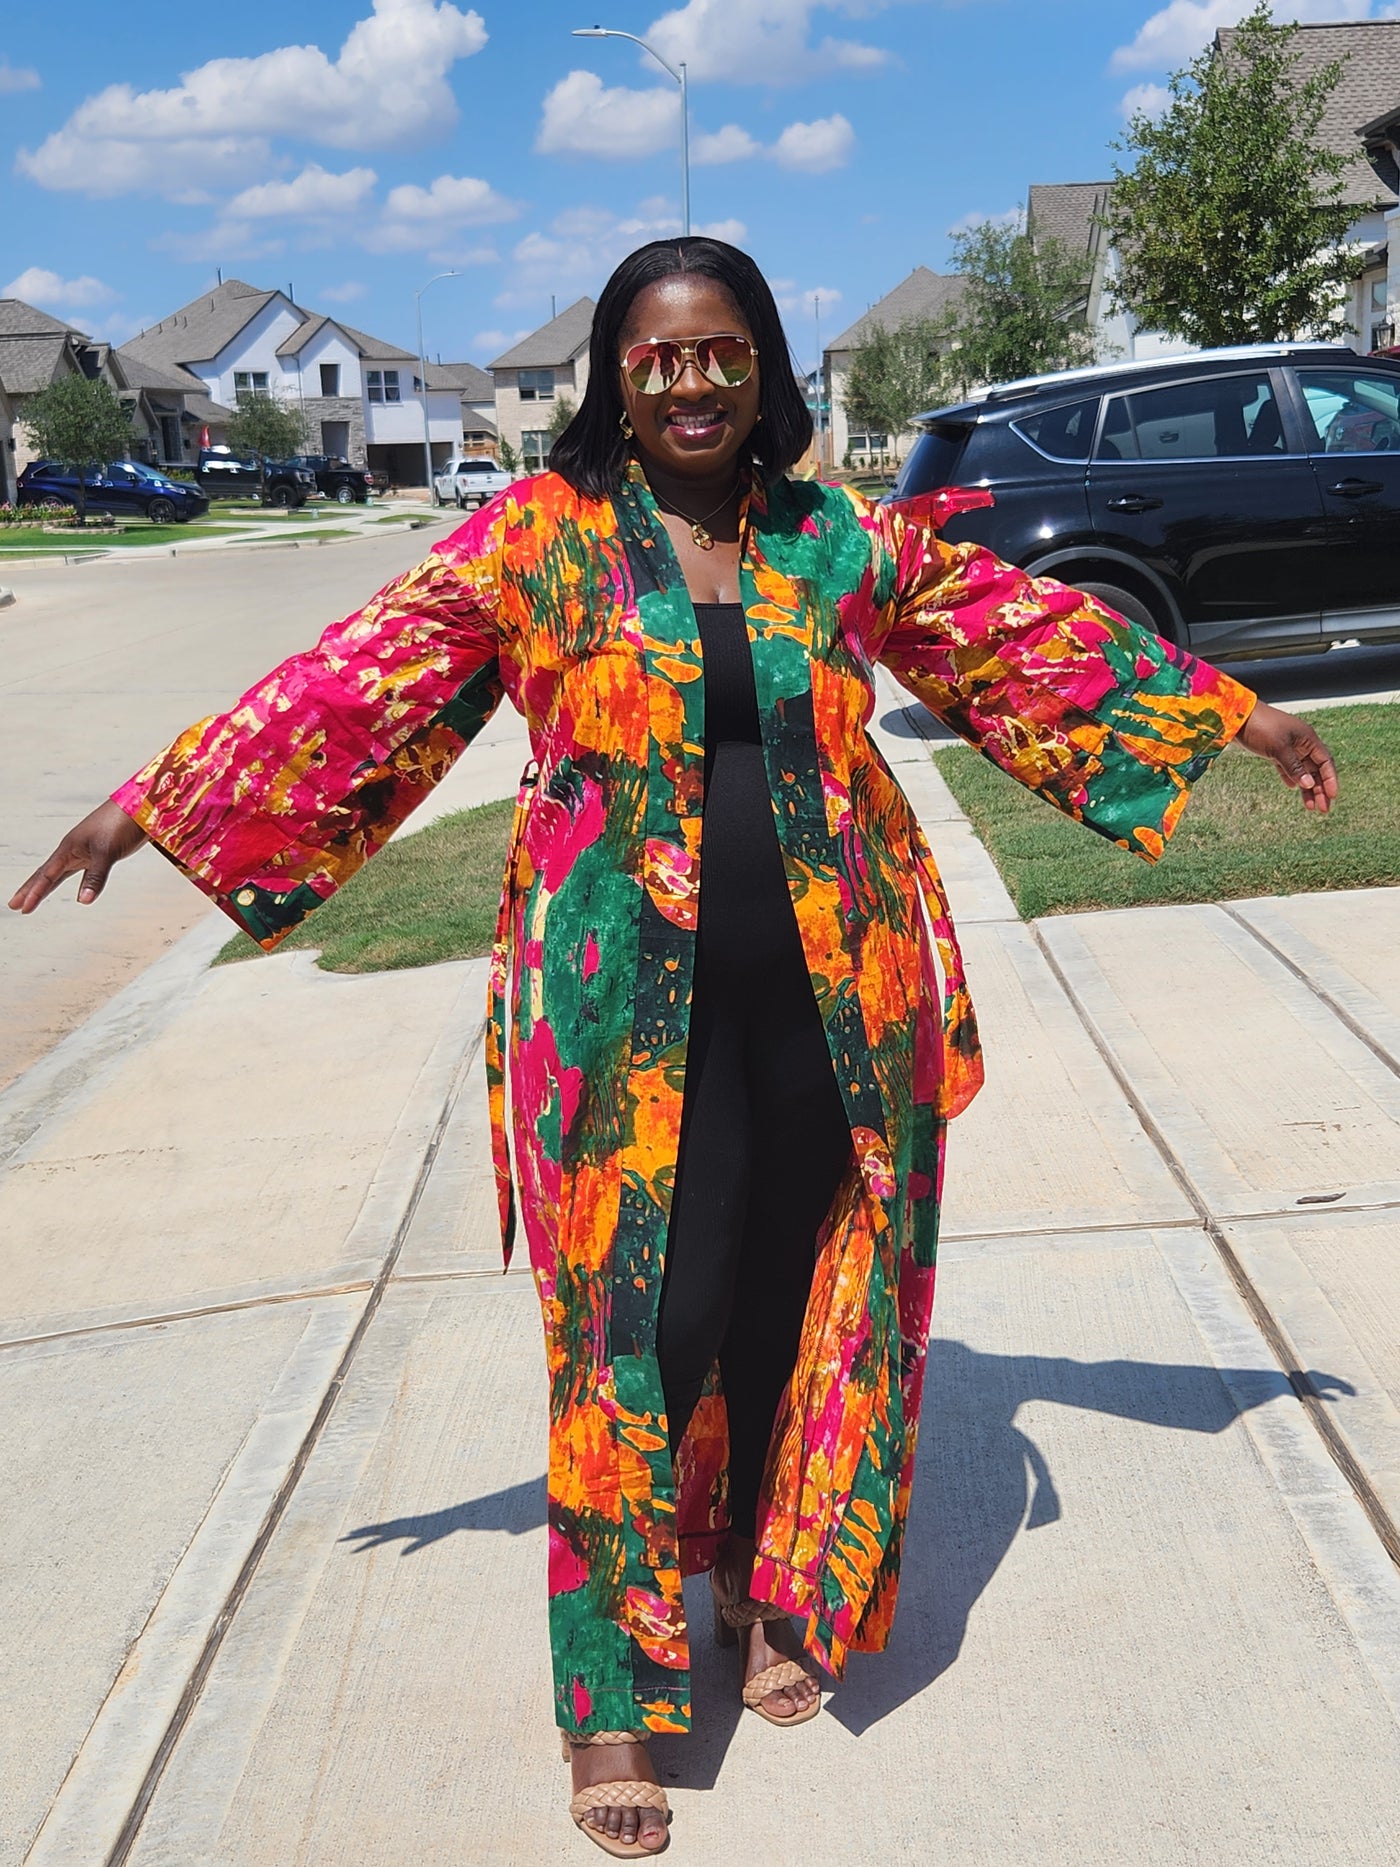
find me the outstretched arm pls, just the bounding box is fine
[10,503,510,944]
[869,497,1335,857]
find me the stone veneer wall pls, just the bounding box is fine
[294,395,367,464]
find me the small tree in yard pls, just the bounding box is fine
[842,319,955,468]
[497,437,519,475]
[547,394,576,448]
[1104,3,1358,346]
[21,373,132,524]
[225,393,306,487]
[941,217,1097,391]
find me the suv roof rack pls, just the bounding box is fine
[915,341,1361,425]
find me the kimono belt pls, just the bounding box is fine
[482,756,982,1276]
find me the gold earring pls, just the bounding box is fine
[619,412,634,440]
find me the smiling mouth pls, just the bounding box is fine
[664,408,728,439]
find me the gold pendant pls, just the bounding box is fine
[691,521,714,549]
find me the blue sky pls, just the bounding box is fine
[2,1,1397,371]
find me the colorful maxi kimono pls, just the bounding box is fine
[114,465,1254,1736]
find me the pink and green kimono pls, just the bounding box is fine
[114,466,1255,1735]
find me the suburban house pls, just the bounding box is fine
[425,359,498,457]
[489,299,594,471]
[0,297,180,503]
[117,279,468,484]
[822,268,966,468]
[1041,22,1400,366]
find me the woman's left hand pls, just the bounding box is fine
[1236,702,1338,814]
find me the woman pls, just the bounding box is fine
[11,239,1336,1858]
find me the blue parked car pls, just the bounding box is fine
[17,459,209,524]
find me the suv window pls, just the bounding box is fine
[893,421,971,496]
[1295,367,1400,454]
[1011,396,1099,462]
[1098,372,1283,461]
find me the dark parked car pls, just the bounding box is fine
[893,342,1400,660]
[287,454,377,504]
[195,447,316,508]
[17,459,209,524]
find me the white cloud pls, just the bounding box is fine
[227,164,378,220]
[645,0,886,84]
[537,70,679,158]
[150,223,286,265]
[0,59,40,93]
[1111,1,1379,73]
[693,124,762,164]
[497,197,747,307]
[322,279,369,302]
[474,326,531,357]
[771,113,854,172]
[2,266,118,311]
[771,279,842,319]
[946,205,1023,237]
[1119,79,1173,118]
[17,0,488,197]
[362,172,519,255]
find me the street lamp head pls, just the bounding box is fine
[572,27,611,36]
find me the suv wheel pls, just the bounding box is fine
[1074,581,1169,640]
[269,485,295,508]
[146,496,177,525]
[335,484,357,504]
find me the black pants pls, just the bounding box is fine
[655,743,852,1539]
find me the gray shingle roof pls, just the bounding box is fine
[335,320,417,363]
[275,313,334,358]
[490,298,595,370]
[1027,182,1112,263]
[426,359,495,399]
[126,278,280,366]
[0,334,72,393]
[110,348,200,394]
[1216,19,1400,209]
[0,298,87,340]
[826,269,966,355]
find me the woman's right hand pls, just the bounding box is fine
[9,802,148,914]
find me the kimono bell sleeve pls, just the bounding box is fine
[112,510,509,950]
[870,495,1257,860]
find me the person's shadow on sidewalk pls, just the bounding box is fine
[339,1339,1353,1781]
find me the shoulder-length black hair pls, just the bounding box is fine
[548,237,812,499]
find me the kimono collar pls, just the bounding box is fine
[620,455,769,545]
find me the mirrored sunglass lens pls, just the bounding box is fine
[625,343,680,392]
[699,337,753,386]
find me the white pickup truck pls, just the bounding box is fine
[432,455,513,511]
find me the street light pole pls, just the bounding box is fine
[415,269,460,494]
[573,27,691,235]
[813,291,823,465]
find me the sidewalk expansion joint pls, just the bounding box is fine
[1222,904,1400,1082]
[102,1018,482,1867]
[0,1280,377,1355]
[1031,922,1400,1578]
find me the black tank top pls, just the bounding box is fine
[694,603,761,747]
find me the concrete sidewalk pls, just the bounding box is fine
[4,676,1400,1864]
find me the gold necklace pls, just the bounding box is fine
[655,480,740,550]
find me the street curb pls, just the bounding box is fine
[0,514,451,570]
[0,908,232,1169]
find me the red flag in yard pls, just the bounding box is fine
[199,425,210,448]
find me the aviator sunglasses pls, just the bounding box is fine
[620,332,757,396]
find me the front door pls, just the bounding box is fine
[1291,363,1400,644]
[1086,367,1325,658]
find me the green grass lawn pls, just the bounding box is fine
[215,798,515,973]
[0,521,246,554]
[934,702,1400,919]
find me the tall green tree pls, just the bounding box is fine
[547,393,577,446]
[1103,3,1358,346]
[841,318,955,460]
[942,216,1097,391]
[225,393,307,479]
[20,373,132,524]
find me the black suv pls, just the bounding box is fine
[894,343,1400,661]
[195,447,317,508]
[287,454,377,504]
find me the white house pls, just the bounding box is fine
[426,359,498,457]
[489,299,594,470]
[822,268,967,468]
[118,280,467,484]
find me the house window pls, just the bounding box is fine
[367,369,401,404]
[233,370,269,403]
[521,429,551,471]
[518,369,555,402]
[319,363,340,396]
[848,432,889,455]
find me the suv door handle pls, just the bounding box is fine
[1325,478,1383,498]
[1105,494,1163,514]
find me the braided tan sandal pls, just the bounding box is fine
[712,1591,823,1728]
[562,1729,671,1859]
